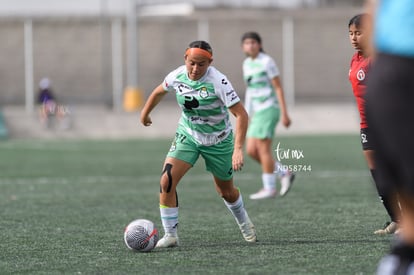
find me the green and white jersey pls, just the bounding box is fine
[162,65,240,146]
[243,52,280,115]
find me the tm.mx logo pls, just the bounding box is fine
[275,142,304,161]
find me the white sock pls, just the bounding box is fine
[159,206,179,236]
[262,173,276,190]
[223,194,247,225]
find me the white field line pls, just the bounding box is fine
[0,143,82,151]
[0,170,369,185]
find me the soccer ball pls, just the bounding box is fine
[124,219,159,252]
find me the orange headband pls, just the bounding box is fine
[185,48,212,59]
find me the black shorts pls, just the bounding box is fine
[365,53,414,196]
[360,127,374,151]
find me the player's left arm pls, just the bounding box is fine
[229,101,248,172]
[271,76,291,128]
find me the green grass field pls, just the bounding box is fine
[0,135,394,274]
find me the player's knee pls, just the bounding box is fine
[246,146,257,159]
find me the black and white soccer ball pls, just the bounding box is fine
[124,219,159,252]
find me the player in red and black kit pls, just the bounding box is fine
[348,14,398,235]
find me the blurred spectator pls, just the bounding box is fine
[37,77,71,130]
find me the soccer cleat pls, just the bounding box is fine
[238,213,257,243]
[155,233,179,248]
[376,243,414,274]
[376,254,414,275]
[279,172,295,197]
[249,188,277,200]
[394,228,402,235]
[374,221,398,235]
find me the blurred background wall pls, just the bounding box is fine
[0,0,364,109]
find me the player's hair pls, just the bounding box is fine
[241,31,264,52]
[348,13,370,29]
[188,40,213,56]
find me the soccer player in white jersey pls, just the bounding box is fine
[140,40,257,248]
[241,32,295,199]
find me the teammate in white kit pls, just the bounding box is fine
[140,40,257,248]
[241,32,295,200]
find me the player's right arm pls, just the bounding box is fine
[140,84,168,126]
